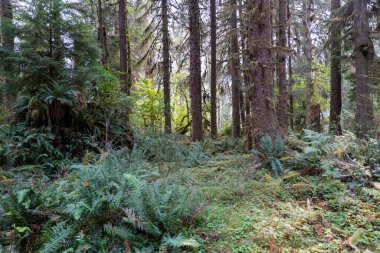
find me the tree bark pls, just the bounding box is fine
[248,0,278,146]
[304,0,313,128]
[0,0,14,105]
[230,0,241,138]
[210,0,217,138]
[162,0,172,134]
[278,0,288,132]
[239,0,252,150]
[287,0,294,130]
[97,0,109,66]
[189,0,202,141]
[127,22,132,92]
[353,0,374,137]
[119,0,130,95]
[329,0,342,134]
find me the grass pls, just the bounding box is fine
[162,153,380,252]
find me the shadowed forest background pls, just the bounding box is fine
[1,0,380,252]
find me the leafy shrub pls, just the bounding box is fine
[133,131,207,166]
[253,135,285,177]
[288,130,339,175]
[0,151,204,252]
[0,123,64,169]
[203,137,244,155]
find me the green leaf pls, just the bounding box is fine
[15,226,32,233]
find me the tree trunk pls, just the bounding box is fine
[1,0,13,49]
[0,0,14,105]
[230,0,241,138]
[127,22,132,92]
[239,0,252,150]
[97,0,109,66]
[248,0,278,146]
[119,0,129,95]
[304,0,313,128]
[353,0,374,137]
[162,0,172,134]
[329,0,342,134]
[189,0,202,141]
[210,0,217,138]
[287,0,294,129]
[278,0,287,132]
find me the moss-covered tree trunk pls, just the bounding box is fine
[248,0,278,146]
[353,0,374,137]
[230,0,241,138]
[329,0,342,134]
[210,0,217,138]
[189,0,202,141]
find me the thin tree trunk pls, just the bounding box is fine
[353,0,374,137]
[239,0,252,150]
[278,0,287,132]
[239,90,245,134]
[230,0,241,138]
[210,0,217,138]
[189,0,202,141]
[0,0,14,105]
[304,0,313,128]
[248,0,278,146]
[127,23,132,92]
[119,0,129,95]
[97,0,109,66]
[329,0,342,134]
[162,0,172,133]
[287,0,294,129]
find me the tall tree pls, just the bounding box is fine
[96,0,109,66]
[329,0,342,134]
[248,0,278,145]
[0,0,14,104]
[189,0,202,141]
[162,0,172,133]
[239,0,252,150]
[287,0,294,129]
[230,0,241,138]
[304,0,314,127]
[0,0,13,51]
[119,0,130,95]
[278,0,288,132]
[353,0,374,137]
[210,0,217,138]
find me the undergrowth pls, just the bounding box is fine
[0,149,205,252]
[1,131,380,252]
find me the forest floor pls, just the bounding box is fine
[164,153,380,253]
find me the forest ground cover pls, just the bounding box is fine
[1,131,380,252]
[182,154,380,252]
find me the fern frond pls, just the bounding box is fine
[162,234,200,249]
[38,222,73,253]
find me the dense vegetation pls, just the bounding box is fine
[1,0,380,252]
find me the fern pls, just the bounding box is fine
[38,223,73,253]
[162,234,200,249]
[103,223,133,240]
[255,135,285,177]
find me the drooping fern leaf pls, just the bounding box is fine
[162,234,200,249]
[38,222,73,253]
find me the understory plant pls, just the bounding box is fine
[253,135,285,177]
[0,150,204,252]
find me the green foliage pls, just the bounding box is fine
[0,124,64,169]
[133,131,207,166]
[132,78,164,130]
[0,150,204,252]
[38,223,73,253]
[289,130,339,174]
[254,135,285,177]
